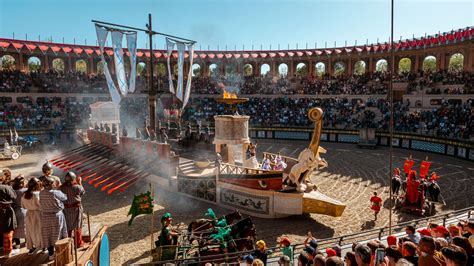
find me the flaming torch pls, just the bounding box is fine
[215,83,248,114]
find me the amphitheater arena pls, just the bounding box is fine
[0,27,473,264]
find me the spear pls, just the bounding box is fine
[95,165,139,188]
[100,158,155,191]
[49,143,96,162]
[78,158,118,179]
[87,162,131,185]
[104,160,157,193]
[82,158,131,181]
[55,145,109,168]
[52,144,103,166]
[61,147,111,170]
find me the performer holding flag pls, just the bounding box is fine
[419,159,432,180]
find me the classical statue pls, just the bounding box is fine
[285,108,328,192]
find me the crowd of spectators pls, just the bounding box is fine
[278,220,474,266]
[182,97,473,139]
[0,70,150,94]
[2,69,472,96]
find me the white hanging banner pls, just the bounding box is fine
[111,31,128,96]
[166,38,176,94]
[126,32,138,93]
[182,43,195,109]
[176,42,186,101]
[95,25,122,105]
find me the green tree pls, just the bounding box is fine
[210,64,218,77]
[0,55,15,71]
[334,62,345,76]
[52,58,65,72]
[448,53,464,72]
[97,61,104,75]
[137,62,146,76]
[156,63,166,76]
[193,65,201,77]
[423,56,436,72]
[315,63,325,77]
[296,64,308,76]
[376,60,388,72]
[354,61,366,75]
[279,64,288,77]
[398,58,411,74]
[76,60,87,73]
[243,64,252,76]
[28,57,41,72]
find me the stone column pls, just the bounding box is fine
[43,55,50,72]
[18,53,25,71]
[347,58,353,75]
[289,59,294,77]
[308,60,314,76]
[466,49,473,71]
[88,58,94,74]
[327,59,333,75]
[271,61,276,76]
[438,53,445,71]
[414,55,420,73]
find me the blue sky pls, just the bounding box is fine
[1,0,472,50]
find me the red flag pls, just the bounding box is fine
[403,159,415,174]
[419,160,432,178]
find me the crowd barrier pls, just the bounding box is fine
[1,127,472,161]
[146,206,473,265]
[249,127,474,161]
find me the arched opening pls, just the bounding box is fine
[423,55,437,72]
[260,64,270,76]
[353,60,366,75]
[52,58,65,72]
[28,57,41,72]
[0,55,16,71]
[243,64,253,76]
[209,64,218,77]
[278,63,288,77]
[225,64,237,76]
[375,59,388,72]
[97,61,104,75]
[296,63,308,77]
[75,59,87,74]
[156,63,166,76]
[334,62,345,76]
[398,58,412,74]
[192,64,201,77]
[173,64,179,76]
[137,62,146,76]
[315,62,325,77]
[448,53,464,72]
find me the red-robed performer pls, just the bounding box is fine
[405,170,421,205]
[430,172,440,182]
[370,191,382,220]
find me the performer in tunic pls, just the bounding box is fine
[157,213,178,260]
[273,153,288,171]
[21,177,42,254]
[59,171,85,248]
[0,181,17,257]
[40,177,68,259]
[370,191,382,220]
[11,176,27,250]
[39,162,61,189]
[261,154,272,170]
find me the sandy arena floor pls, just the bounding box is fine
[1,140,473,265]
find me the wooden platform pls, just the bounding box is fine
[0,225,106,266]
